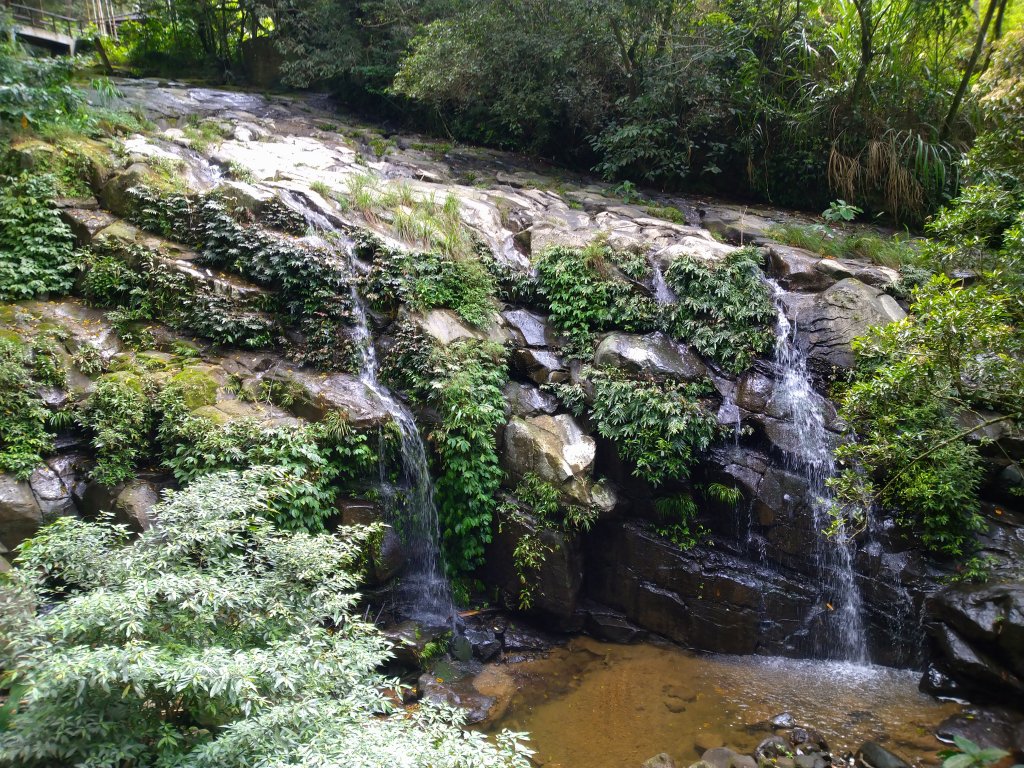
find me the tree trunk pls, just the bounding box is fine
[850,0,874,110]
[940,0,1000,141]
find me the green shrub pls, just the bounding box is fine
[127,187,355,369]
[0,470,531,768]
[385,327,508,572]
[158,391,376,532]
[82,240,276,349]
[0,173,77,301]
[557,368,722,486]
[0,338,53,478]
[76,372,155,486]
[830,275,1024,558]
[663,248,775,373]
[363,241,496,327]
[534,242,658,352]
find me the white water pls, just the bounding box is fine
[349,286,455,625]
[649,253,677,305]
[768,280,868,663]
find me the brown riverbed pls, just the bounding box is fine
[481,637,962,768]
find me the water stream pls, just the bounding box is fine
[768,280,868,663]
[349,283,455,625]
[284,193,454,625]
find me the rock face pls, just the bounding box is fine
[922,582,1024,705]
[786,278,905,375]
[0,475,43,551]
[594,332,706,381]
[483,508,584,629]
[586,520,818,656]
[502,414,614,511]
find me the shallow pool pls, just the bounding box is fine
[481,637,962,768]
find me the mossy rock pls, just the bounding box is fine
[135,351,176,371]
[168,367,220,410]
[97,369,146,392]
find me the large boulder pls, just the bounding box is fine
[483,507,584,628]
[594,332,707,381]
[502,415,614,511]
[414,309,508,346]
[585,520,817,656]
[922,582,1024,704]
[787,278,905,375]
[0,475,43,550]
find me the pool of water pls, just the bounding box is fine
[481,638,962,768]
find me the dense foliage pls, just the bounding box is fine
[385,325,508,573]
[0,338,54,479]
[534,242,658,352]
[831,275,1023,558]
[830,29,1024,564]
[0,173,77,301]
[556,368,723,486]
[663,248,775,373]
[0,470,531,768]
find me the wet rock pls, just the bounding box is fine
[755,737,792,762]
[703,747,743,768]
[415,308,508,346]
[113,478,161,530]
[502,621,560,653]
[924,582,1024,703]
[0,475,43,550]
[700,206,775,244]
[449,634,473,662]
[585,519,817,655]
[771,713,796,730]
[384,621,451,668]
[483,508,584,627]
[464,626,501,662]
[855,742,910,768]
[786,279,905,375]
[513,347,569,385]
[790,728,828,754]
[642,754,677,768]
[584,605,648,643]
[767,245,835,292]
[263,369,392,429]
[814,258,900,290]
[594,332,707,381]
[503,381,559,417]
[936,709,1024,754]
[29,461,77,518]
[502,309,552,347]
[502,414,612,510]
[417,672,495,724]
[60,207,119,247]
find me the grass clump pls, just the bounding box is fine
[766,222,918,269]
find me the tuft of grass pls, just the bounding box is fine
[765,223,917,269]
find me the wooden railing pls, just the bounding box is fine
[3,1,87,38]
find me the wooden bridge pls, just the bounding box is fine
[4,1,139,54]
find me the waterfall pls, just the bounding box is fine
[768,279,869,663]
[649,253,677,305]
[348,283,455,626]
[285,193,454,626]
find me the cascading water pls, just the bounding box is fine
[348,288,455,626]
[649,253,677,305]
[768,279,869,663]
[285,193,454,625]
